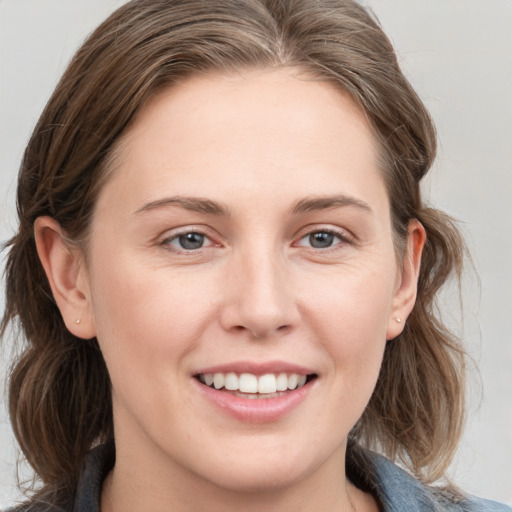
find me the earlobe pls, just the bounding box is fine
[34,216,96,339]
[386,220,426,341]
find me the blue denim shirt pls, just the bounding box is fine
[11,443,511,511]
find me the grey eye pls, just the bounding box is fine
[163,229,216,253]
[177,232,205,250]
[307,232,337,249]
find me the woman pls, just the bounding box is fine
[1,0,509,511]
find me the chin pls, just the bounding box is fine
[185,438,336,495]
[199,461,309,494]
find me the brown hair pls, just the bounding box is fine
[1,0,466,503]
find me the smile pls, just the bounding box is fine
[193,367,317,422]
[197,372,311,396]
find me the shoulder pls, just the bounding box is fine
[4,504,71,512]
[347,445,511,512]
[4,443,114,512]
[4,496,74,512]
[456,496,512,512]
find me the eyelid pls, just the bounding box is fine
[293,225,354,249]
[159,225,221,253]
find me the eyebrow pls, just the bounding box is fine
[134,196,230,217]
[134,194,371,217]
[291,194,372,215]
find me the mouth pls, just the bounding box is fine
[194,372,317,399]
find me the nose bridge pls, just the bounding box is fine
[221,237,298,338]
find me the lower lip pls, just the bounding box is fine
[194,379,313,423]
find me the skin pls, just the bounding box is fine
[35,68,425,512]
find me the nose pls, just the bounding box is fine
[219,248,300,339]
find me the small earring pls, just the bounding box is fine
[73,319,81,325]
[396,318,402,323]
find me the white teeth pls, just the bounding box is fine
[213,373,224,389]
[287,373,298,390]
[258,374,277,394]
[239,373,258,393]
[276,373,288,391]
[224,372,238,391]
[199,371,310,394]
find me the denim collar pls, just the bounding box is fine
[346,445,510,512]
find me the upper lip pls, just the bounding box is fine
[194,360,316,376]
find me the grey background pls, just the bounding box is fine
[1,0,511,507]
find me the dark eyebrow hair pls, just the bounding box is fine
[135,194,370,217]
[134,196,230,216]
[291,195,372,215]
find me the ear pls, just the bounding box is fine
[34,216,96,339]
[386,219,426,341]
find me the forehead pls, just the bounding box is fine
[98,68,387,215]
[127,67,374,152]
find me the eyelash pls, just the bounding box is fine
[159,227,352,254]
[295,228,352,251]
[160,230,216,253]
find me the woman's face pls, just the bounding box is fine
[75,69,420,492]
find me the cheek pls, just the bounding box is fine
[305,263,395,336]
[87,249,218,384]
[302,263,395,383]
